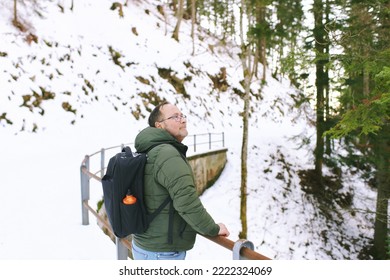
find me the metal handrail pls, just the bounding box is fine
[80,132,271,260]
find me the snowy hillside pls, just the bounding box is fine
[0,0,376,260]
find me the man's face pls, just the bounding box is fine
[156,103,188,142]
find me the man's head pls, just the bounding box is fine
[148,102,188,142]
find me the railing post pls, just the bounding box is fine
[80,155,90,225]
[100,148,105,178]
[232,239,254,260]
[116,238,128,260]
[209,133,211,149]
[222,132,225,147]
[193,134,196,152]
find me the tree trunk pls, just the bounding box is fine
[256,2,267,82]
[313,0,327,185]
[373,123,390,259]
[172,0,184,41]
[238,0,248,240]
[324,0,331,156]
[363,67,370,96]
[239,44,252,238]
[239,87,249,239]
[238,0,258,239]
[13,0,17,23]
[186,0,192,19]
[191,0,196,55]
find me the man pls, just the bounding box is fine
[132,101,229,260]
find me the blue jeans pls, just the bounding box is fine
[132,241,186,260]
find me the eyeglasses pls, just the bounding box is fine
[159,114,187,122]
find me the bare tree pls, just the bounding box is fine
[238,0,259,239]
[255,1,267,82]
[191,0,196,55]
[172,0,184,41]
[13,0,17,23]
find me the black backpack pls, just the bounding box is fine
[101,145,173,239]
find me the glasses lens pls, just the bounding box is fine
[177,114,186,121]
[161,114,186,122]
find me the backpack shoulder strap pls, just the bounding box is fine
[142,143,163,154]
[147,196,171,223]
[167,200,174,244]
[146,196,174,244]
[122,146,133,156]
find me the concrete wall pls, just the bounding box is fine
[187,148,228,195]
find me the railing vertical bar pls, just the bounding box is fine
[193,134,196,152]
[116,237,128,260]
[100,148,105,178]
[80,155,90,225]
[209,133,211,150]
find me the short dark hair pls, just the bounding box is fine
[148,101,170,127]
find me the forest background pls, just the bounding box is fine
[1,0,390,260]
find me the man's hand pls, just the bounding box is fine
[217,223,230,237]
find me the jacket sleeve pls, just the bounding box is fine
[154,145,220,237]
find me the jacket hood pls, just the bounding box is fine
[135,127,188,156]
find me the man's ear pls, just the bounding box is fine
[155,121,162,128]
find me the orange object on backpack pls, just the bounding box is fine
[123,195,137,205]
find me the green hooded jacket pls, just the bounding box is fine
[133,127,220,252]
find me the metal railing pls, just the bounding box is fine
[184,132,225,153]
[80,132,271,260]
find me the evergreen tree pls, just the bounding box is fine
[272,0,305,83]
[327,0,390,259]
[313,0,330,184]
